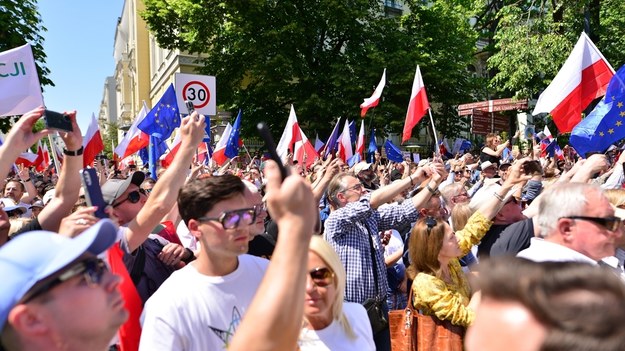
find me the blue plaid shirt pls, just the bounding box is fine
[323,194,419,304]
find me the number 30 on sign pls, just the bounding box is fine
[174,73,217,116]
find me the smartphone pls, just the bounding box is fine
[80,168,108,219]
[185,100,195,114]
[43,110,73,132]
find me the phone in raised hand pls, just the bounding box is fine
[80,168,108,219]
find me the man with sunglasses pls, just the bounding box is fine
[0,219,126,351]
[140,175,270,350]
[517,182,622,264]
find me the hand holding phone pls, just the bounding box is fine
[80,168,108,219]
[43,110,73,132]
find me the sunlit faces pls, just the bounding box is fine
[465,298,545,351]
[438,224,462,260]
[4,181,24,202]
[194,194,253,258]
[244,189,266,237]
[304,251,336,328]
[110,184,147,226]
[338,176,366,205]
[23,256,127,344]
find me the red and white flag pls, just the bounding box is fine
[35,141,49,172]
[402,66,430,143]
[82,113,104,167]
[114,102,150,159]
[212,122,233,166]
[532,32,614,133]
[276,105,318,167]
[314,133,325,153]
[355,120,365,158]
[0,44,44,117]
[160,132,181,168]
[15,151,39,167]
[338,120,353,162]
[360,68,386,117]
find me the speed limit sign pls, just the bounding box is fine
[174,73,217,115]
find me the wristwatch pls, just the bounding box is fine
[63,146,84,156]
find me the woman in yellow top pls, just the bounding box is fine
[407,159,529,327]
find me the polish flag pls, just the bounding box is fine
[360,68,386,117]
[402,66,430,143]
[195,142,211,164]
[276,105,319,167]
[355,120,365,158]
[82,113,104,167]
[160,132,181,168]
[212,122,233,165]
[15,151,39,167]
[532,32,614,133]
[35,141,49,172]
[114,102,150,159]
[338,120,353,162]
[314,133,325,153]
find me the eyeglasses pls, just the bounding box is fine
[112,188,147,208]
[308,267,335,287]
[21,258,108,303]
[562,216,622,232]
[198,208,257,229]
[341,183,363,193]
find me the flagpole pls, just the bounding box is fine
[48,134,61,174]
[241,142,253,162]
[427,108,441,158]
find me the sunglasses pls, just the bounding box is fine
[308,267,335,287]
[21,258,108,303]
[562,216,622,232]
[198,208,257,229]
[113,188,147,208]
[341,183,363,193]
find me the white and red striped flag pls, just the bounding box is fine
[360,68,386,117]
[533,32,614,133]
[82,113,104,167]
[276,105,318,167]
[402,66,430,143]
[114,102,150,159]
[355,120,365,158]
[338,120,353,162]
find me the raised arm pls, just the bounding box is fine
[38,110,84,231]
[0,107,49,180]
[125,113,205,252]
[229,160,316,351]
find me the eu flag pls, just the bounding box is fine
[384,139,403,163]
[570,65,625,158]
[224,110,242,159]
[138,84,180,140]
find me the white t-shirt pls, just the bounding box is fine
[298,302,375,351]
[517,237,597,265]
[139,254,269,351]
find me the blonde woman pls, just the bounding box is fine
[479,133,508,165]
[298,236,375,350]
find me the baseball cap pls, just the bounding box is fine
[101,171,145,205]
[0,198,27,215]
[480,161,496,171]
[0,219,118,330]
[30,200,45,209]
[353,161,372,175]
[43,189,55,205]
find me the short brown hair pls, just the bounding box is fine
[178,175,245,224]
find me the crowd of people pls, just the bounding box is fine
[1,107,625,351]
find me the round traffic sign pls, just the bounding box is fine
[182,80,210,108]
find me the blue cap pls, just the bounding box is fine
[0,219,118,330]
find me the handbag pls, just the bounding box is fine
[362,231,388,334]
[389,288,417,351]
[415,313,465,351]
[363,296,389,334]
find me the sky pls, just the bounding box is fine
[38,0,124,133]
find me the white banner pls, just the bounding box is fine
[0,44,44,117]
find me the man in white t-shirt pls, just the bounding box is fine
[517,182,621,264]
[139,175,270,350]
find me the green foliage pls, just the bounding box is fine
[142,0,478,140]
[101,122,118,160]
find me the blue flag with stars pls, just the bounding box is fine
[570,65,625,158]
[138,83,180,140]
[384,139,403,163]
[224,110,242,159]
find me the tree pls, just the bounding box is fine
[0,0,52,132]
[141,0,478,141]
